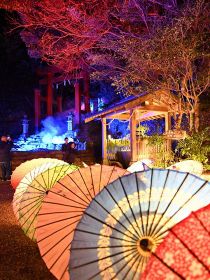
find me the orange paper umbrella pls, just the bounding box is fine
[11,158,66,189]
[36,164,129,280]
[13,161,69,221]
[18,164,78,241]
[141,204,210,280]
[69,169,210,280]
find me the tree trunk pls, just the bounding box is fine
[194,100,200,132]
[189,112,194,132]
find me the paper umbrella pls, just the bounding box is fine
[36,164,129,280]
[69,169,210,280]
[17,164,78,241]
[141,204,210,279]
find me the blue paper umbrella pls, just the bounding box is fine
[69,169,210,280]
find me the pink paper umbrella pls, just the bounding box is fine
[36,164,129,280]
[11,158,66,189]
[141,204,210,280]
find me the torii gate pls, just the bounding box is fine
[34,66,90,131]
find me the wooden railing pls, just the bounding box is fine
[107,137,171,165]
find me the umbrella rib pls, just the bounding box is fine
[39,206,85,213]
[119,176,142,237]
[104,166,116,190]
[131,255,145,280]
[71,246,136,269]
[75,228,136,244]
[48,188,88,208]
[150,172,189,236]
[78,168,94,200]
[152,252,185,279]
[135,172,145,236]
[48,239,72,278]
[56,181,90,205]
[37,213,82,230]
[147,169,170,235]
[192,211,210,235]
[72,247,137,278]
[98,164,103,192]
[90,166,96,197]
[93,196,140,240]
[19,199,42,235]
[103,187,141,240]
[110,251,140,280]
[72,244,136,250]
[145,168,153,236]
[154,179,209,239]
[37,217,81,244]
[83,211,139,241]
[88,248,138,280]
[118,253,141,280]
[139,255,149,277]
[170,229,210,273]
[24,182,47,193]
[65,173,92,203]
[19,194,43,214]
[32,173,48,192]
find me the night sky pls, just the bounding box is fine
[0,9,37,137]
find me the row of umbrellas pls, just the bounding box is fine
[11,158,210,279]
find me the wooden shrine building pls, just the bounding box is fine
[85,90,180,167]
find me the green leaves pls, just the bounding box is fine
[176,127,210,165]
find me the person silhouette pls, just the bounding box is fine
[0,135,13,181]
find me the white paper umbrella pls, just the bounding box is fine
[11,158,66,189]
[18,164,78,241]
[167,160,203,176]
[127,159,152,173]
[69,169,210,280]
[13,161,69,221]
[36,164,129,280]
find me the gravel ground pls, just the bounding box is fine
[0,181,56,280]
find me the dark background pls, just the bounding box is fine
[0,9,36,137]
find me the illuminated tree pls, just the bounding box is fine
[0,0,178,72]
[102,0,209,132]
[0,0,208,131]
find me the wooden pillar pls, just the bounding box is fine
[74,81,81,125]
[130,110,137,163]
[57,96,62,113]
[47,72,53,116]
[165,112,171,152]
[165,112,171,132]
[102,118,108,164]
[34,88,41,132]
[84,73,90,112]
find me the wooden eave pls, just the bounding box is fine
[85,95,169,123]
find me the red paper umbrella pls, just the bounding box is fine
[141,204,210,280]
[11,158,66,189]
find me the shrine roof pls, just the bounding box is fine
[85,90,178,123]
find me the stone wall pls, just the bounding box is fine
[11,150,96,171]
